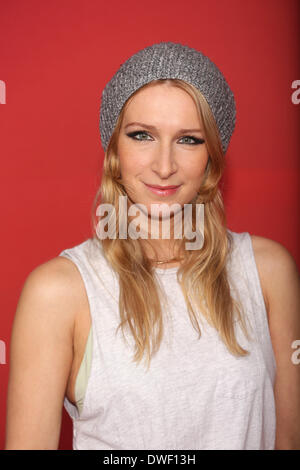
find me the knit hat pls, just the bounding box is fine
[99,41,236,154]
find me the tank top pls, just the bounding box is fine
[58,229,277,450]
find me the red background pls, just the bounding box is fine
[0,0,299,450]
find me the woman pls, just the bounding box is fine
[5,42,300,450]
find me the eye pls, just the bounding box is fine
[126,131,152,141]
[179,135,205,145]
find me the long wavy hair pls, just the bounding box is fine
[91,78,252,369]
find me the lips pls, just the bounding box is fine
[144,183,181,196]
[146,184,180,189]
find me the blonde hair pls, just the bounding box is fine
[91,78,251,369]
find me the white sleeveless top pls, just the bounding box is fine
[58,229,277,450]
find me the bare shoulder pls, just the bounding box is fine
[25,254,84,292]
[250,234,300,319]
[19,255,87,329]
[250,234,299,275]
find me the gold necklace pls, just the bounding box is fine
[149,256,184,265]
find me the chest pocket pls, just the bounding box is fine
[214,370,259,399]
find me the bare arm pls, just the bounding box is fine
[4,257,79,450]
[252,235,300,450]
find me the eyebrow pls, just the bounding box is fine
[124,122,203,133]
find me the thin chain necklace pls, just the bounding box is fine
[148,256,184,265]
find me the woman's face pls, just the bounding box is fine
[117,83,209,216]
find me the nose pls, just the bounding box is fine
[150,141,177,179]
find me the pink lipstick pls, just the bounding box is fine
[144,183,181,196]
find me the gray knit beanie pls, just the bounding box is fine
[99,41,236,154]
